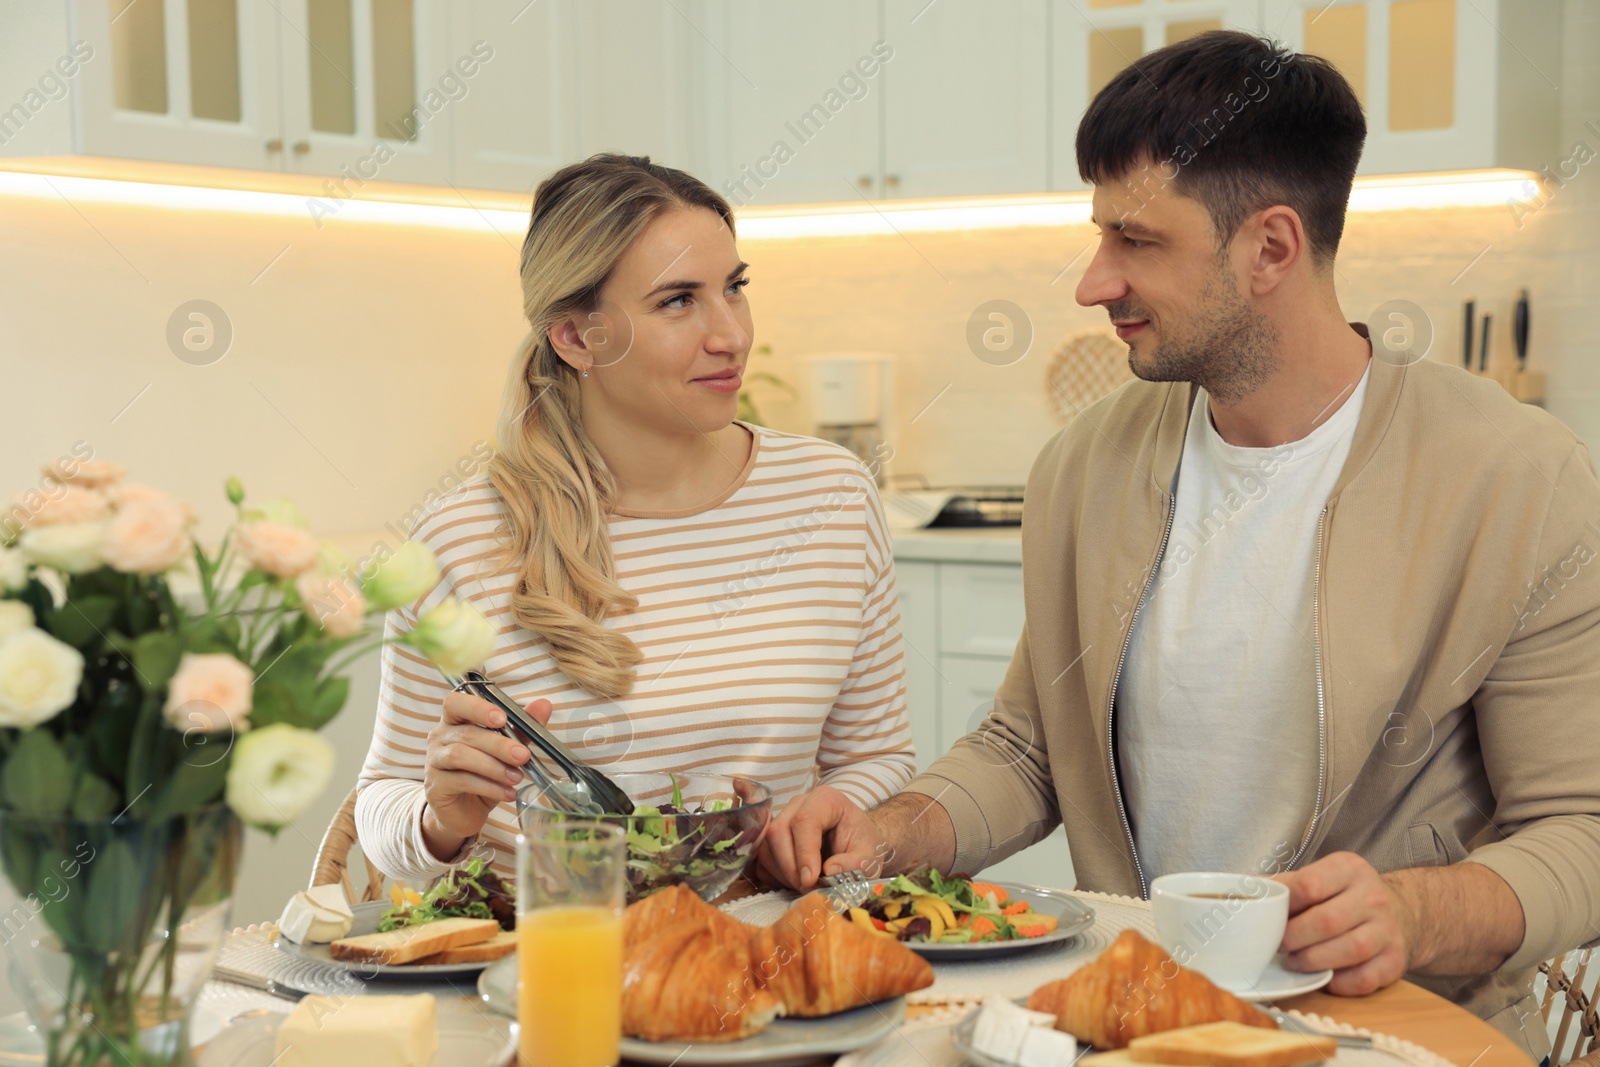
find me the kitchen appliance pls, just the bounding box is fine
[884,486,1025,529]
[803,352,895,484]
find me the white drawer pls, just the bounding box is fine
[938,563,1025,658]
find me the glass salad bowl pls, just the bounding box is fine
[517,772,773,903]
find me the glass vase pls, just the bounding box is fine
[0,803,242,1067]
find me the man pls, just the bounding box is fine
[756,30,1600,1059]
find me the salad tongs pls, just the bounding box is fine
[450,670,635,816]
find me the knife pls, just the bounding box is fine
[1262,1005,1374,1049]
[1513,289,1529,371]
[1463,299,1475,369]
[212,964,308,1002]
[1478,313,1492,374]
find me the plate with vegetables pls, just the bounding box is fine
[275,858,516,976]
[840,871,1095,959]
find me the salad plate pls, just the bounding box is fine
[274,901,498,977]
[478,956,903,1066]
[865,879,1095,960]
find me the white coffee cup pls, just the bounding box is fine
[1149,872,1289,988]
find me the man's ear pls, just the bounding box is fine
[1244,205,1305,296]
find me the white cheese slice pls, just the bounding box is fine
[274,994,438,1067]
[277,887,355,944]
[973,1000,1032,1062]
[1016,1024,1077,1067]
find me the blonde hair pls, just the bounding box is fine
[487,154,736,699]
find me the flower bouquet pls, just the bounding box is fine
[0,455,496,1066]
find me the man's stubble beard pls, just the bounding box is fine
[1123,260,1281,404]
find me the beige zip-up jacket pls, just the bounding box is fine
[903,337,1600,1060]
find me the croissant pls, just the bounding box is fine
[751,892,935,1017]
[621,886,782,1043]
[1027,930,1276,1048]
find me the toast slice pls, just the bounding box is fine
[413,929,517,966]
[1128,1022,1337,1067]
[329,917,500,966]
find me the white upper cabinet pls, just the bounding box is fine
[571,1,703,174]
[275,0,454,184]
[57,0,455,182]
[74,0,283,170]
[880,0,1049,198]
[1049,0,1264,190]
[447,0,579,196]
[1261,0,1561,176]
[714,0,885,207]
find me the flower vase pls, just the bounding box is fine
[0,804,242,1067]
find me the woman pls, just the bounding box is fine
[355,154,915,880]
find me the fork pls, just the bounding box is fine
[820,868,874,910]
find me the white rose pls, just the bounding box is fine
[0,628,85,728]
[225,723,335,830]
[0,601,35,645]
[163,652,254,732]
[362,541,440,612]
[402,598,498,676]
[19,522,105,574]
[0,548,25,591]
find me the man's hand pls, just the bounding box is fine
[1274,851,1418,995]
[755,785,884,892]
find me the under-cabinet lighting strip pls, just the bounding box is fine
[0,167,1538,238]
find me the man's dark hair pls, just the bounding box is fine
[1076,30,1366,268]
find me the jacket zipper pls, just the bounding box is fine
[1286,506,1331,870]
[1106,494,1175,899]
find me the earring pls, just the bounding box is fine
[581,368,590,378]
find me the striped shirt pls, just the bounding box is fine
[355,424,916,881]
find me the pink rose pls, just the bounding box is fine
[46,459,126,488]
[294,573,367,638]
[13,484,111,527]
[163,652,253,733]
[102,497,194,575]
[109,482,194,517]
[236,521,317,578]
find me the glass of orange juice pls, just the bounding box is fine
[516,819,626,1067]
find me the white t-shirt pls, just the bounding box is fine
[1118,366,1371,882]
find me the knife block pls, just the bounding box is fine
[1481,367,1545,404]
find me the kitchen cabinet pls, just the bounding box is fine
[1261,0,1561,176]
[1049,0,1266,191]
[880,0,1050,197]
[65,0,455,183]
[892,549,1076,888]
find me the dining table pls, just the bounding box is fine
[173,878,1538,1067]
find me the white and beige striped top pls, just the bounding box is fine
[355,424,916,881]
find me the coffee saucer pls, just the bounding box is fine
[1214,955,1334,1000]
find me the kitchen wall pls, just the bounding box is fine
[0,0,1596,1016]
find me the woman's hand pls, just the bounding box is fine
[420,689,551,861]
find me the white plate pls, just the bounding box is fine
[196,1011,514,1066]
[273,900,503,977]
[869,881,1095,959]
[477,955,905,1066]
[1214,955,1335,1001]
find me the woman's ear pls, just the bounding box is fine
[546,316,592,375]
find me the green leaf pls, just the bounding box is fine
[92,676,141,785]
[46,594,117,650]
[83,837,141,954]
[308,676,349,729]
[70,772,120,821]
[147,755,229,821]
[2,729,74,816]
[132,631,183,694]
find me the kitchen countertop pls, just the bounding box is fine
[890,526,1022,565]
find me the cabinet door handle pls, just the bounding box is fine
[857,175,873,191]
[884,174,901,190]
[292,141,311,155]
[264,138,284,153]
